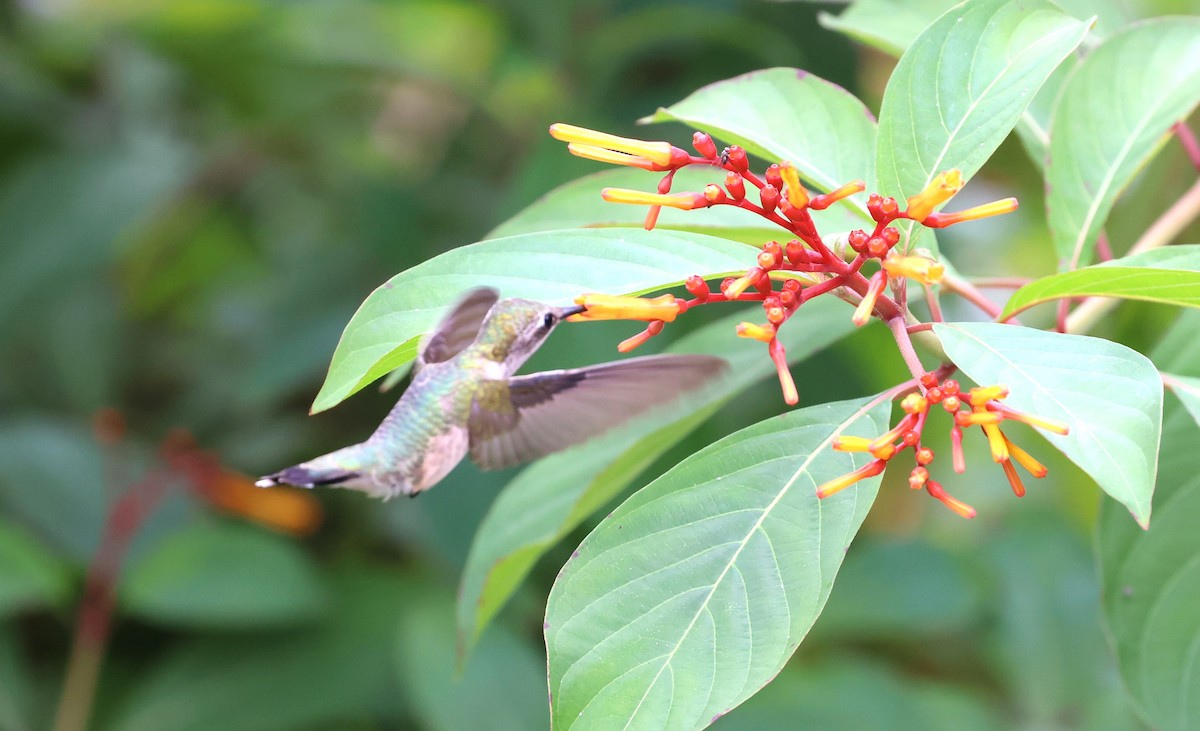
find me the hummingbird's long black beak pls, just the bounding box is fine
[559,304,587,318]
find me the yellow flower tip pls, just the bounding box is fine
[810,180,866,210]
[869,442,896,460]
[1001,459,1027,497]
[778,162,809,209]
[923,197,1019,228]
[735,321,776,343]
[1000,407,1070,435]
[851,271,887,326]
[924,480,976,518]
[967,384,1010,407]
[567,143,658,170]
[816,459,886,499]
[549,123,673,166]
[881,255,944,285]
[981,423,1009,462]
[569,293,681,323]
[900,393,929,415]
[905,169,964,221]
[601,188,705,210]
[832,435,873,452]
[1003,435,1048,478]
[724,273,757,299]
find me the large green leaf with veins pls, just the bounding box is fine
[875,0,1090,255]
[546,397,889,730]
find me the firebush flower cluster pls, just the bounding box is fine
[548,122,1065,518]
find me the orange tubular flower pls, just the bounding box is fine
[601,188,707,210]
[736,321,776,342]
[205,471,323,536]
[1000,459,1026,497]
[569,293,683,322]
[809,180,866,210]
[925,480,977,519]
[967,384,1009,407]
[981,424,1009,462]
[832,436,874,452]
[852,271,888,326]
[1003,435,1049,478]
[905,169,964,222]
[816,458,887,499]
[567,143,659,171]
[778,162,809,209]
[991,404,1070,435]
[923,198,1019,228]
[549,123,674,167]
[881,255,945,285]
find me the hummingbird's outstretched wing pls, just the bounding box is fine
[417,287,500,368]
[467,354,728,470]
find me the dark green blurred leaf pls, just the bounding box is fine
[716,656,1003,730]
[1046,18,1200,269]
[0,139,192,328]
[0,520,71,618]
[546,397,889,730]
[120,520,327,628]
[646,67,876,222]
[811,538,983,641]
[397,591,547,731]
[1098,312,1200,731]
[817,0,958,56]
[106,565,408,731]
[985,513,1137,729]
[1002,244,1200,318]
[0,627,35,731]
[458,298,856,658]
[0,420,106,562]
[312,229,756,412]
[935,322,1162,527]
[875,0,1089,254]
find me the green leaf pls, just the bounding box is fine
[456,298,856,659]
[714,657,1003,731]
[810,538,983,641]
[311,229,756,412]
[0,626,36,731]
[644,67,877,222]
[934,322,1162,527]
[488,167,784,239]
[106,566,409,731]
[545,397,890,730]
[1001,244,1200,318]
[1167,374,1200,429]
[817,0,959,56]
[0,420,106,563]
[1098,313,1200,730]
[397,592,547,731]
[1047,18,1200,269]
[875,0,1090,254]
[120,520,328,628]
[0,521,71,618]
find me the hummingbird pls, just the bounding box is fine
[256,287,727,499]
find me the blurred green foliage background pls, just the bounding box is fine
[1,0,1197,729]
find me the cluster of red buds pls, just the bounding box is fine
[814,374,1069,518]
[550,123,1040,517]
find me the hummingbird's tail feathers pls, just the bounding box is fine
[255,465,361,489]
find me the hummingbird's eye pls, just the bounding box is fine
[542,312,556,329]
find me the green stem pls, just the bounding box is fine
[1067,175,1200,334]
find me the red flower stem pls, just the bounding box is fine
[888,316,927,380]
[969,277,1031,289]
[907,322,934,334]
[1055,299,1069,333]
[1174,122,1200,171]
[923,284,944,323]
[941,271,1015,323]
[52,471,172,731]
[1095,233,1114,262]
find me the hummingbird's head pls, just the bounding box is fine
[477,298,585,372]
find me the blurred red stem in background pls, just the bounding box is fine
[52,463,172,731]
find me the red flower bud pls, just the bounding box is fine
[848,229,869,253]
[722,145,749,172]
[765,164,783,188]
[724,172,745,201]
[704,184,727,204]
[785,240,806,264]
[692,131,717,159]
[760,185,780,212]
[866,236,889,258]
[915,447,934,465]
